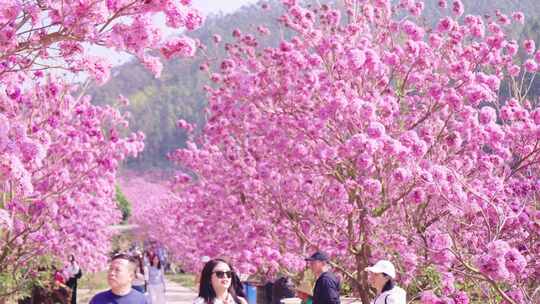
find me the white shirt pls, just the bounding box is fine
[371,286,406,304]
[65,263,80,278]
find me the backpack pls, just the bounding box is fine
[271,277,295,304]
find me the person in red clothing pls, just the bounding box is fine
[53,268,65,283]
[52,265,71,304]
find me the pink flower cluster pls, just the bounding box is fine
[476,240,527,282]
[160,36,198,59]
[0,0,202,80]
[421,290,470,304]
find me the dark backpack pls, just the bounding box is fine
[271,277,295,304]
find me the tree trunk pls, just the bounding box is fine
[355,246,371,304]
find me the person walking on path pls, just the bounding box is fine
[305,251,341,304]
[148,254,166,304]
[144,249,156,269]
[133,252,148,294]
[365,260,406,304]
[65,254,82,304]
[194,258,248,304]
[89,253,148,304]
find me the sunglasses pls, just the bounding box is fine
[213,270,233,279]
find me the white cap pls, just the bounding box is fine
[365,260,396,279]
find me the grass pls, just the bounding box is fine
[76,271,108,303]
[165,273,197,290]
[78,271,109,291]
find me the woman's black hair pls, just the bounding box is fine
[381,274,395,293]
[151,255,162,270]
[199,258,242,304]
[232,271,246,298]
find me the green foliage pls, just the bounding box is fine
[115,185,131,223]
[405,266,442,302]
[339,278,355,296]
[77,271,109,303]
[78,271,109,291]
[0,254,55,301]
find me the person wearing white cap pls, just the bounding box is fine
[365,260,406,304]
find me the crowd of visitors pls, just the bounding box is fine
[88,249,405,304]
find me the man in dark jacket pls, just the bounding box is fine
[305,251,341,304]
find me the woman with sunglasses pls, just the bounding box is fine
[194,258,248,304]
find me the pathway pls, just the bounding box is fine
[164,279,198,304]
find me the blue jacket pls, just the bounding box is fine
[313,272,341,304]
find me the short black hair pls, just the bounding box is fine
[111,253,137,273]
[150,255,162,269]
[111,253,136,262]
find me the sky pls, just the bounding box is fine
[92,0,259,67]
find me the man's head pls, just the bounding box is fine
[107,253,136,294]
[305,251,329,276]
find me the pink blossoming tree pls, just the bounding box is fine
[0,0,201,298]
[0,81,144,296]
[119,173,178,246]
[164,1,540,303]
